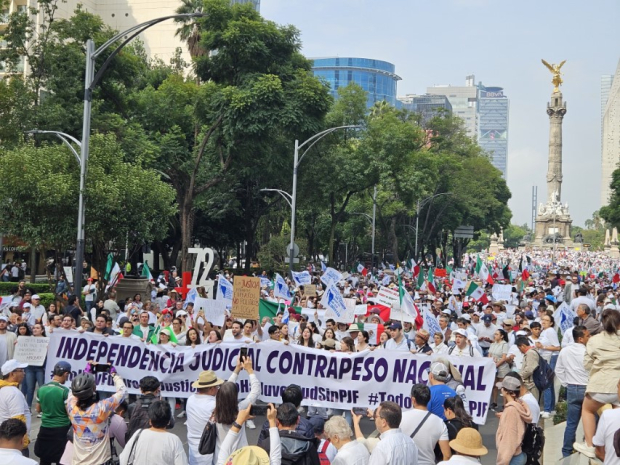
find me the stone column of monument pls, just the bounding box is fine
[534,59,573,248]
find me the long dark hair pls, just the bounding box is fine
[444,396,473,427]
[185,328,201,346]
[602,309,620,335]
[298,327,314,347]
[213,381,239,425]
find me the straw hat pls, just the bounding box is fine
[449,428,488,456]
[224,446,270,465]
[191,370,224,389]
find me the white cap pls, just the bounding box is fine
[23,303,31,309]
[1,359,27,376]
[175,310,188,317]
[31,294,40,300]
[453,328,468,337]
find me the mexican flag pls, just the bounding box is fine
[475,256,493,285]
[399,272,423,328]
[466,281,485,301]
[357,263,368,276]
[411,259,420,277]
[104,253,114,280]
[417,268,425,289]
[427,267,436,294]
[141,261,154,282]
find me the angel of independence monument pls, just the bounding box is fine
[533,59,573,249]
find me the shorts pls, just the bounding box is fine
[588,392,620,406]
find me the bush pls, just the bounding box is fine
[553,400,567,425]
[0,282,52,295]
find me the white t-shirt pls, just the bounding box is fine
[522,392,540,424]
[186,394,216,465]
[399,409,448,465]
[120,429,188,465]
[0,386,31,430]
[507,344,523,371]
[0,448,37,465]
[593,407,620,465]
[83,284,97,302]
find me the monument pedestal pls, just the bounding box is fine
[114,277,152,302]
[533,213,573,249]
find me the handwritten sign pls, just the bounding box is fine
[232,277,260,320]
[194,297,226,327]
[305,284,317,297]
[375,286,400,308]
[15,336,49,366]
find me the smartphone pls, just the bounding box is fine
[352,407,368,416]
[250,405,268,416]
[239,347,248,361]
[94,363,111,373]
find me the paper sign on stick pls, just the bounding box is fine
[194,297,226,327]
[232,276,260,320]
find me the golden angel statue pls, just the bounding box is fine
[541,59,567,93]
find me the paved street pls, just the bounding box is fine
[26,400,503,464]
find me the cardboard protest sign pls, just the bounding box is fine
[305,284,317,297]
[232,276,260,319]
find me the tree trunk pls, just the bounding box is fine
[179,195,195,273]
[389,217,399,264]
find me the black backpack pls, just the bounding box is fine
[125,399,152,443]
[521,422,545,465]
[532,351,554,393]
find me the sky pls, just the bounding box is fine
[260,0,620,228]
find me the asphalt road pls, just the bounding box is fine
[27,400,502,464]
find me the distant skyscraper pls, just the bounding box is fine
[477,84,510,179]
[311,57,401,108]
[427,76,479,140]
[230,0,260,10]
[601,60,620,206]
[397,94,452,124]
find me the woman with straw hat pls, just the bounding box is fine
[437,427,487,464]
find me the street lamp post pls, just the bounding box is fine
[414,192,453,261]
[288,125,360,276]
[72,13,203,287]
[26,130,82,284]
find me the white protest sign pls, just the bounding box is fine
[452,279,466,294]
[15,336,49,366]
[292,270,312,286]
[194,297,226,327]
[491,284,512,302]
[63,266,74,285]
[0,296,12,314]
[288,321,300,338]
[505,304,517,318]
[320,267,342,288]
[355,304,368,316]
[217,275,234,305]
[556,302,578,335]
[47,332,497,424]
[375,286,400,308]
[422,308,442,338]
[300,308,327,327]
[363,323,378,345]
[321,285,354,323]
[390,308,415,323]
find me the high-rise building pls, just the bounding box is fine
[477,84,510,179]
[426,75,479,140]
[601,60,620,206]
[0,0,260,79]
[311,57,401,108]
[397,94,452,124]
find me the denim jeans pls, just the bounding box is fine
[562,384,586,457]
[22,365,45,408]
[543,353,559,412]
[509,452,527,465]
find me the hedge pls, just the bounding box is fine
[0,282,52,294]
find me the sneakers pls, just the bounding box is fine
[490,403,498,411]
[37,413,42,418]
[573,442,596,458]
[177,410,186,418]
[540,411,551,419]
[246,419,256,430]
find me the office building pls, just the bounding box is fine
[601,60,620,206]
[478,84,510,179]
[426,75,479,140]
[311,57,401,108]
[1,0,259,78]
[397,94,452,124]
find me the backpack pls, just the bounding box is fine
[317,439,331,465]
[532,351,554,393]
[125,399,152,443]
[521,422,545,465]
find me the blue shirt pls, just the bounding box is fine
[429,384,457,420]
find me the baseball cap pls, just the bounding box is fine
[31,294,40,300]
[461,314,471,321]
[501,377,522,391]
[0,316,7,322]
[430,362,449,381]
[53,361,72,376]
[23,303,31,309]
[453,329,468,338]
[482,314,493,323]
[176,310,188,317]
[441,309,452,315]
[462,302,470,308]
[389,322,402,330]
[1,359,27,376]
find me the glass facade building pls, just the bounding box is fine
[397,94,452,124]
[478,85,509,179]
[311,57,401,108]
[230,0,260,11]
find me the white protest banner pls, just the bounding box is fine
[47,332,496,424]
[288,321,300,338]
[260,277,272,288]
[274,273,291,300]
[321,285,354,323]
[390,308,415,323]
[556,302,577,335]
[0,296,12,314]
[320,267,342,288]
[491,284,512,302]
[194,297,226,327]
[422,308,442,338]
[15,336,49,366]
[454,271,468,281]
[292,270,312,286]
[355,304,368,316]
[452,279,466,294]
[363,323,379,345]
[301,308,326,327]
[375,286,400,309]
[505,304,517,318]
[63,266,74,285]
[217,275,234,305]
